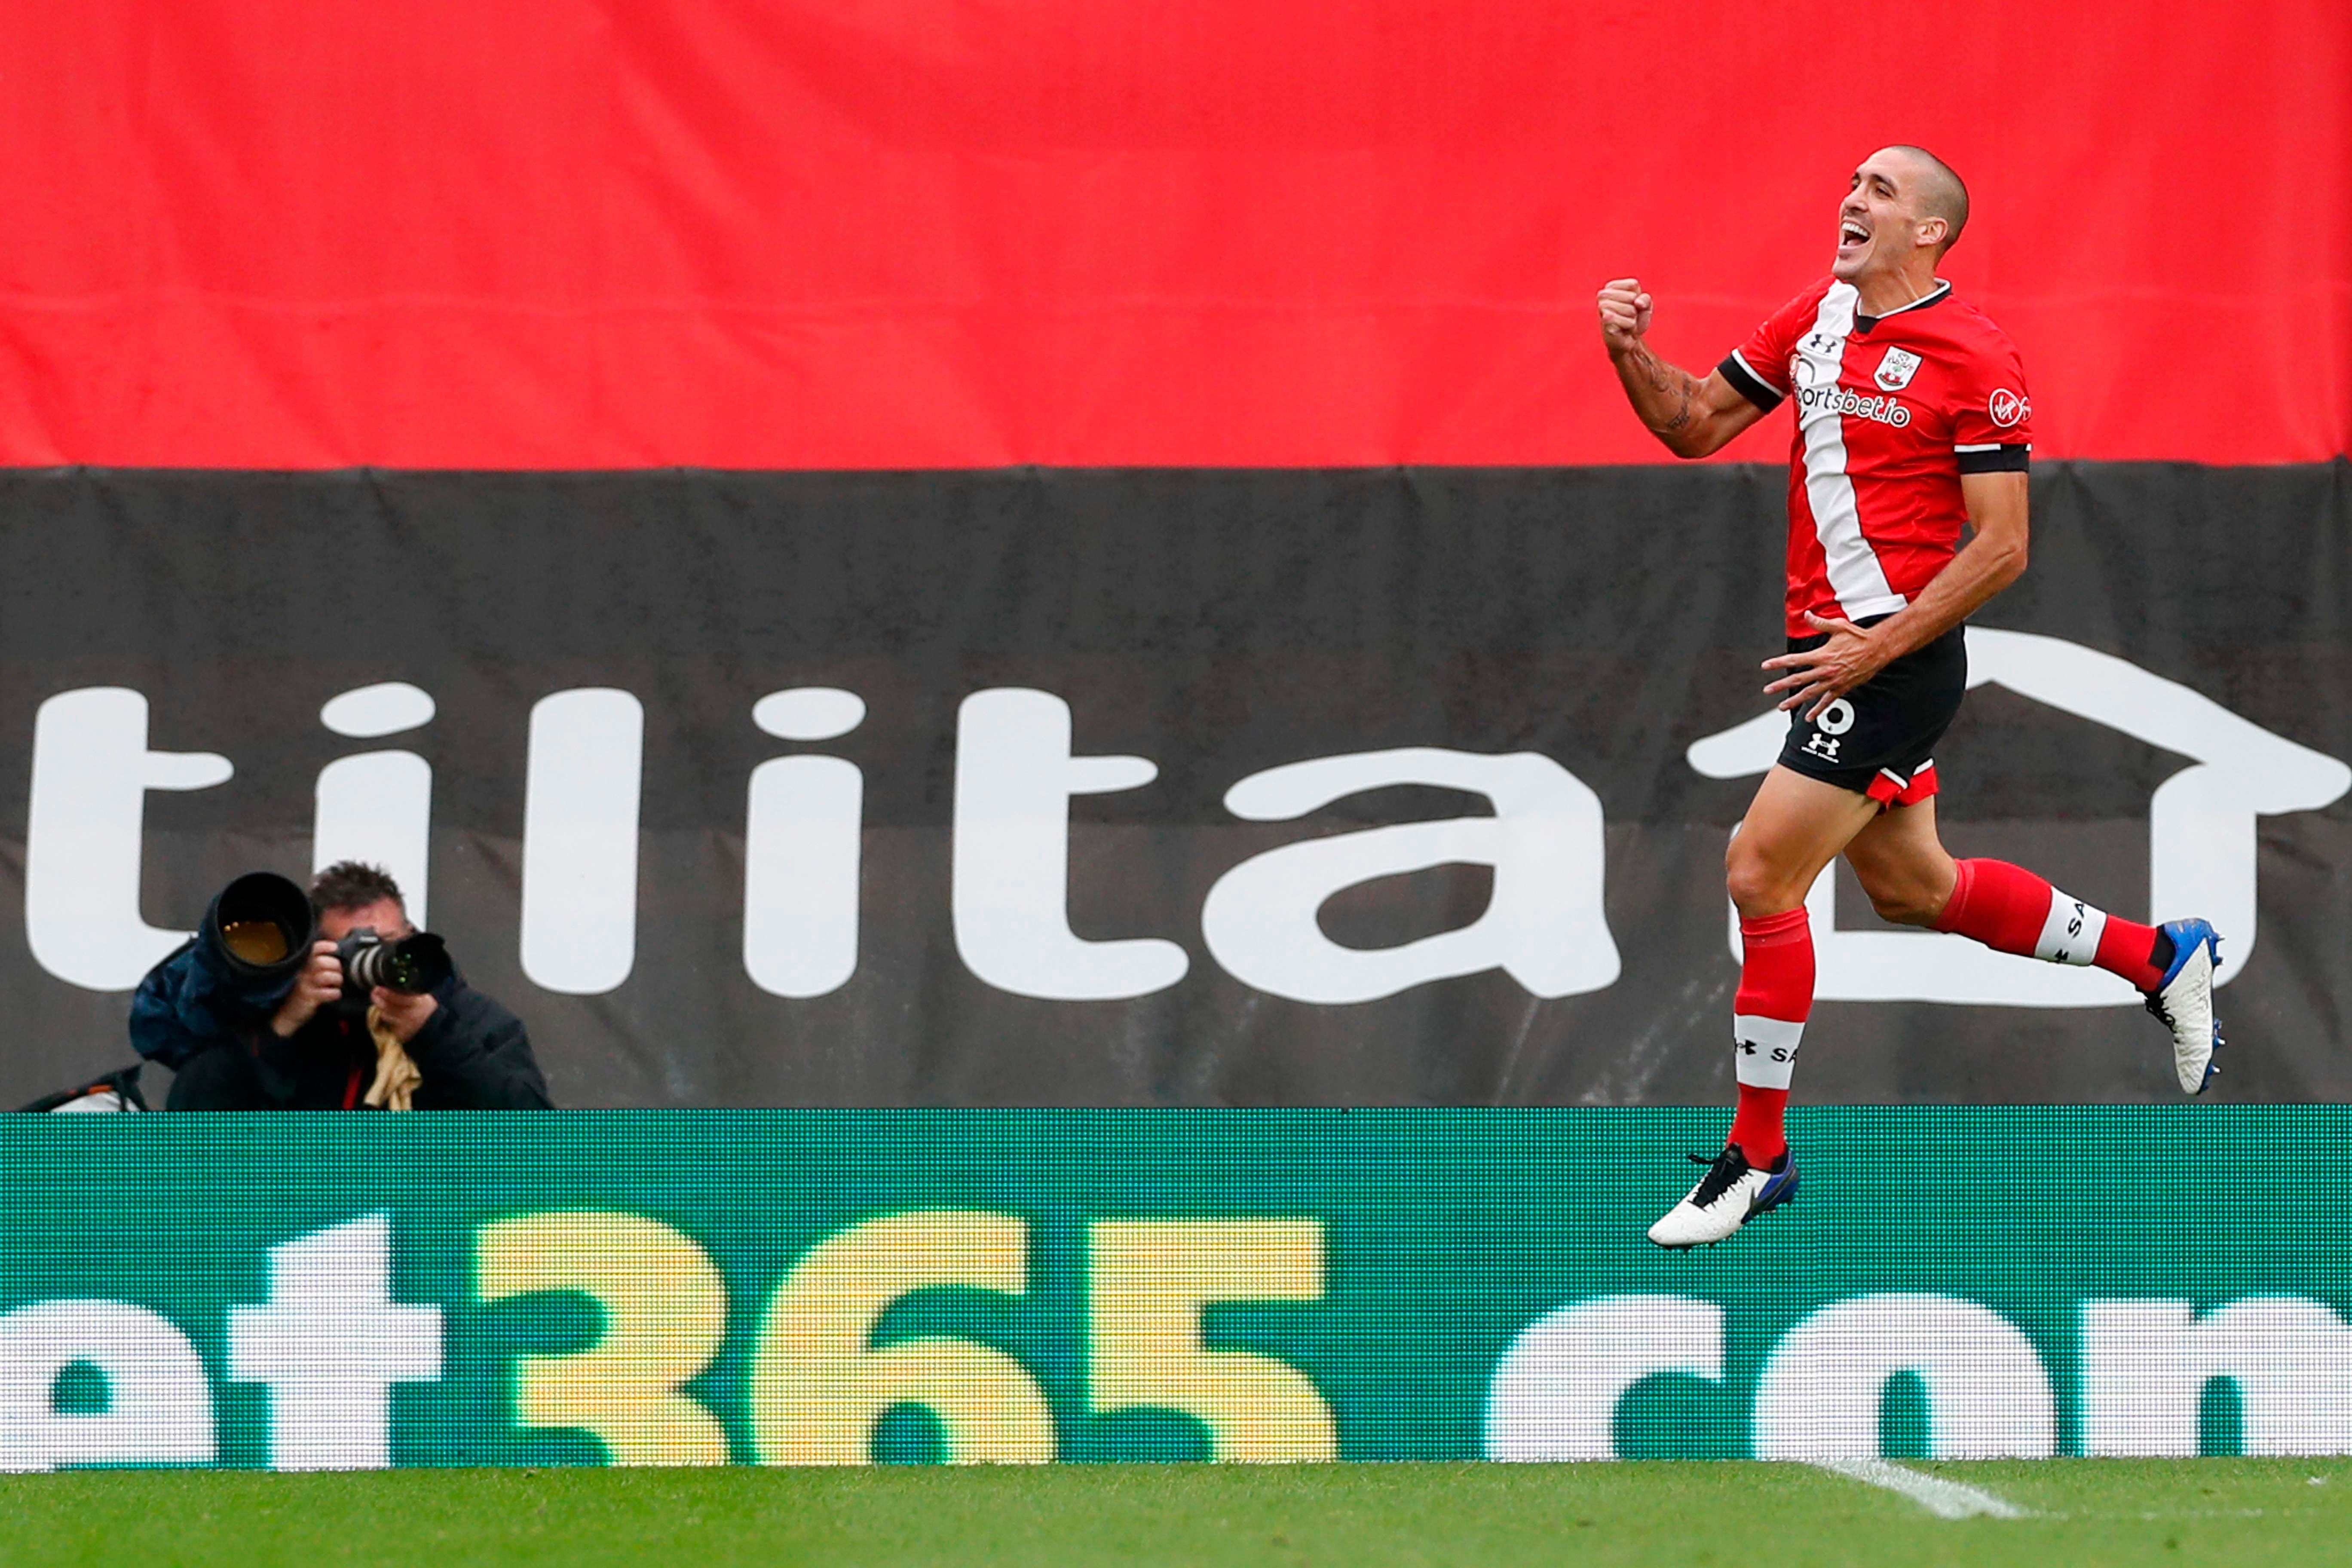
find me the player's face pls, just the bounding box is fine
[1833,150,1929,282]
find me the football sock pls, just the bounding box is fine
[1932,857,2169,992]
[1727,907,1813,1166]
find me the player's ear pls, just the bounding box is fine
[1916,215,1948,251]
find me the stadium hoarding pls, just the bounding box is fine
[3,1106,2350,1471]
[5,4,2347,470]
[1,462,2347,1109]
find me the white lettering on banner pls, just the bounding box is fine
[0,1301,215,1472]
[2080,1297,2352,1457]
[1484,1295,1724,1461]
[227,1214,444,1470]
[1202,748,1619,1005]
[32,637,2338,1016]
[24,688,234,991]
[951,689,1188,1000]
[3,1268,2352,1467]
[24,683,1617,1008]
[1750,1293,2057,1460]
[520,689,645,995]
[1689,628,2352,1006]
[744,689,868,998]
[315,683,437,926]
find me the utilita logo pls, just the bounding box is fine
[1794,383,1912,428]
[21,685,1624,1009]
[30,635,2349,1016]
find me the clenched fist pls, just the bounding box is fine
[1597,278,1655,357]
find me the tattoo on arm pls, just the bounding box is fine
[1632,346,1697,433]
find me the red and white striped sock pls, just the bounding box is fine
[1726,907,1813,1166]
[1932,858,2169,991]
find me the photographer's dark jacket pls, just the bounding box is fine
[162,969,553,1110]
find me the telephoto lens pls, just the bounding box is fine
[335,928,453,998]
[202,873,317,986]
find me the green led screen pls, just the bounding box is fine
[1,1106,2346,1470]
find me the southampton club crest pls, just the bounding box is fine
[1874,346,1923,391]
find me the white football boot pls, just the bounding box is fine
[1648,1145,1800,1250]
[2145,918,2224,1095]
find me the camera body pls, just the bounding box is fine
[334,927,452,1001]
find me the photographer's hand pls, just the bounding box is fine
[369,987,439,1044]
[270,942,343,1038]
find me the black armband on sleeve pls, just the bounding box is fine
[1956,443,2031,474]
[1717,352,1784,412]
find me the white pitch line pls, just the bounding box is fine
[1812,1458,2030,1519]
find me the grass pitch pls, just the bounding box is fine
[2,1459,2347,1566]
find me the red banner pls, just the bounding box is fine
[1,2,2344,469]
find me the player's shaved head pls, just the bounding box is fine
[1885,145,1969,254]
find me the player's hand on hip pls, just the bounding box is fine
[1761,612,1886,720]
[1597,279,1654,355]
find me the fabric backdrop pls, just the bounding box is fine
[1,4,2346,1106]
[0,1,2344,468]
[0,462,2344,1108]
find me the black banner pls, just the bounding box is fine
[3,463,2346,1108]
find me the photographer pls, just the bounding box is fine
[156,862,552,1110]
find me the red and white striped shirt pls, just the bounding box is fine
[1720,278,2032,637]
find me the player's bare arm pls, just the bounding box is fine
[1761,469,2030,718]
[1596,279,1766,457]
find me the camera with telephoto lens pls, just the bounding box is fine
[207,872,318,986]
[334,927,452,1000]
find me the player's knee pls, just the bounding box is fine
[1853,863,1945,926]
[1724,839,1805,919]
[1849,848,1957,927]
[1865,885,1943,927]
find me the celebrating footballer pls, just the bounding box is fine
[1597,146,2226,1249]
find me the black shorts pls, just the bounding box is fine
[1776,617,1967,806]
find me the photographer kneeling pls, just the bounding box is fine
[150,862,552,1110]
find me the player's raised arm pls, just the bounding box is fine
[1596,279,1767,458]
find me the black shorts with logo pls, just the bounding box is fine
[1776,616,1968,807]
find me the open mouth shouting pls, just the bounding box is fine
[1837,214,1872,265]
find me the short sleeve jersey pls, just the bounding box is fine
[1719,278,2032,637]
